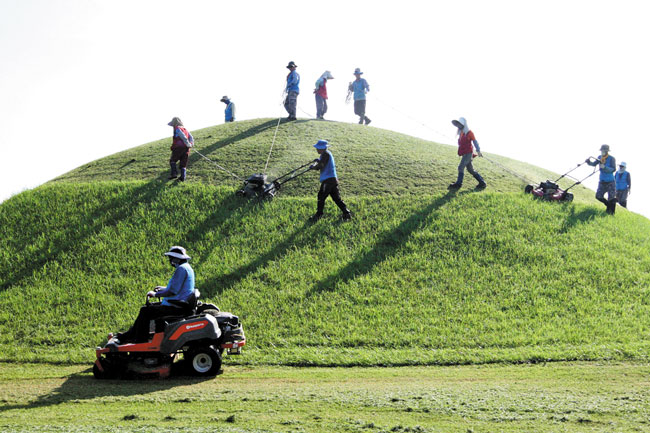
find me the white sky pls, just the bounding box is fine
[1,0,648,218]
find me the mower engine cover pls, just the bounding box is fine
[540,180,559,191]
[238,173,268,198]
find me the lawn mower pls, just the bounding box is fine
[236,159,317,199]
[524,157,599,202]
[93,290,245,379]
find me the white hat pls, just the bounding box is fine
[164,246,191,260]
[620,161,627,167]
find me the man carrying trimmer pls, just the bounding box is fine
[168,117,194,181]
[309,140,352,222]
[284,61,300,121]
[586,144,617,214]
[448,117,486,190]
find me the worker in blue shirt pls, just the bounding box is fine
[586,144,617,214]
[309,140,351,221]
[615,161,631,208]
[284,61,300,121]
[113,246,196,344]
[348,68,371,125]
[220,96,236,122]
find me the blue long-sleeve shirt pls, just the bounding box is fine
[615,170,631,190]
[286,70,300,93]
[350,78,369,100]
[155,262,195,307]
[587,154,616,182]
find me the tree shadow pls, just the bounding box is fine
[559,206,603,233]
[0,368,211,414]
[308,191,462,295]
[1,172,173,292]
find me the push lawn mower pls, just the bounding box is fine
[236,159,317,199]
[93,290,245,379]
[524,157,599,202]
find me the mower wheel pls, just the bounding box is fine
[564,193,574,202]
[524,185,534,194]
[188,346,222,376]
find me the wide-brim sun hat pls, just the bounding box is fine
[600,144,610,152]
[220,95,229,102]
[313,139,329,150]
[451,119,463,128]
[167,117,182,127]
[164,246,191,260]
[286,61,297,69]
[353,68,363,75]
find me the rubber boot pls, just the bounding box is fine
[364,116,372,125]
[607,199,616,215]
[169,162,178,179]
[449,172,464,189]
[473,172,486,190]
[179,168,186,182]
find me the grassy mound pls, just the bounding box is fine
[1,178,649,365]
[53,118,595,201]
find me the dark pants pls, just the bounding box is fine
[317,179,349,216]
[456,153,485,185]
[354,100,369,123]
[170,146,190,168]
[119,304,184,343]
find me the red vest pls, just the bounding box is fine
[172,126,190,149]
[457,131,474,156]
[316,79,328,99]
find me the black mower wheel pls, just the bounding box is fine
[564,193,574,202]
[524,185,534,194]
[187,346,222,376]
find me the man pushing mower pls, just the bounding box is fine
[309,140,352,222]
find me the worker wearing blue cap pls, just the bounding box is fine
[309,140,351,221]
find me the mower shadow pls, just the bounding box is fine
[559,206,602,233]
[308,191,462,295]
[1,172,173,293]
[0,368,212,414]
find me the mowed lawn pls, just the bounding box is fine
[1,362,649,433]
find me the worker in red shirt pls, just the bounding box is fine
[167,117,194,181]
[448,117,486,190]
[314,71,334,120]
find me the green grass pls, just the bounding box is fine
[1,179,649,365]
[52,118,595,201]
[1,362,650,432]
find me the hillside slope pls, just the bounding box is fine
[53,118,596,201]
[1,181,649,365]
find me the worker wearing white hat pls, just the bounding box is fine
[615,161,631,208]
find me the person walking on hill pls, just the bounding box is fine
[586,144,617,214]
[220,95,236,122]
[349,68,371,125]
[309,140,351,222]
[113,246,196,344]
[284,61,300,121]
[168,117,194,182]
[448,117,486,190]
[615,161,631,208]
[314,71,334,120]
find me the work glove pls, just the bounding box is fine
[585,158,591,163]
[599,163,605,169]
[146,291,156,298]
[477,151,483,157]
[309,164,317,170]
[154,286,164,292]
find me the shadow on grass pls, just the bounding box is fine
[560,206,603,233]
[0,368,211,414]
[190,119,280,161]
[1,172,173,292]
[198,213,312,296]
[308,191,462,295]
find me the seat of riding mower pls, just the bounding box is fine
[153,289,200,332]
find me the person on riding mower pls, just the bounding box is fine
[586,144,617,214]
[448,117,486,190]
[112,246,196,345]
[309,140,352,222]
